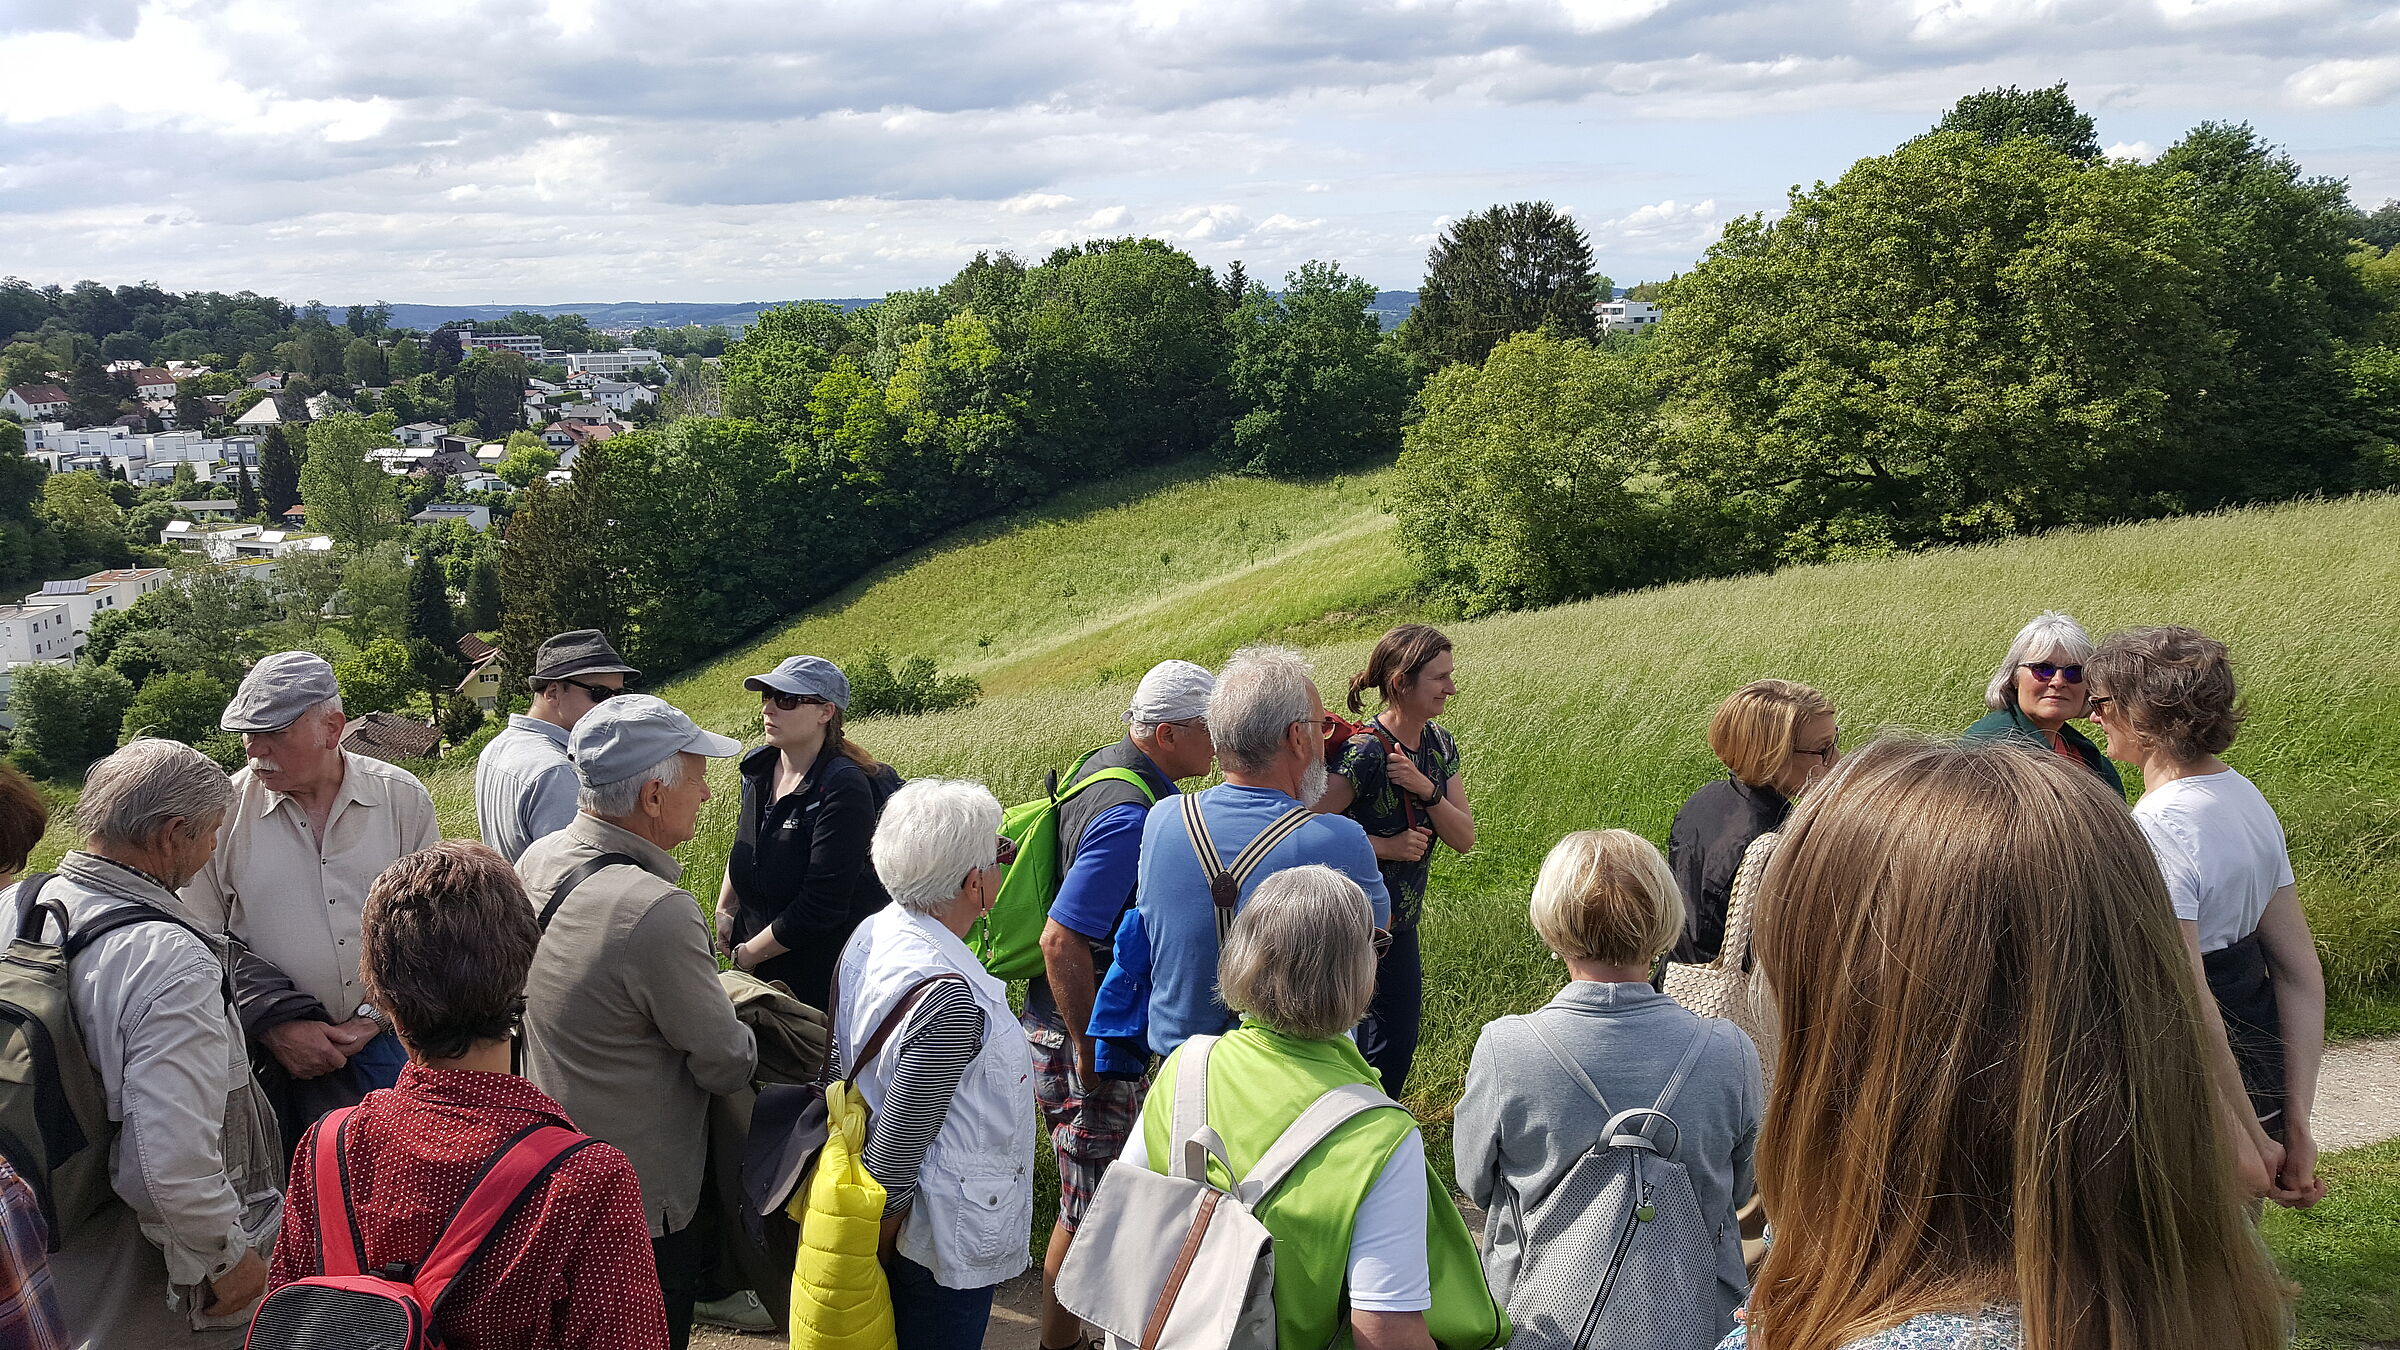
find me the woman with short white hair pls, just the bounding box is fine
[1114,865,1501,1350]
[834,778,1034,1350]
[1961,610,2123,793]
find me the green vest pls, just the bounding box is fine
[1139,1024,1507,1350]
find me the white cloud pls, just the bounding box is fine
[1,0,2396,299]
[2104,139,2159,160]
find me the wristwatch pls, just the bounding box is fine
[352,1002,387,1028]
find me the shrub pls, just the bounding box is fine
[843,649,980,719]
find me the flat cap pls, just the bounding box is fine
[568,694,742,788]
[222,651,340,733]
[529,629,640,686]
[744,655,849,710]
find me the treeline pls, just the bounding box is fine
[500,241,1407,674]
[1397,88,2400,612]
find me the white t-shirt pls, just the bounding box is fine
[1121,1122,1431,1312]
[2132,769,2294,953]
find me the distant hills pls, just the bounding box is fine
[381,290,1424,333]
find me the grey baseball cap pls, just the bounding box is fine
[528,629,640,686]
[743,655,849,710]
[568,694,742,788]
[221,651,340,733]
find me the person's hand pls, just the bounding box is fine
[877,1211,905,1264]
[1068,1034,1098,1091]
[2272,1124,2326,1208]
[203,1249,268,1319]
[262,1021,351,1080]
[1385,753,1436,802]
[2229,1130,2281,1200]
[328,1017,380,1058]
[714,906,735,959]
[1373,828,1432,864]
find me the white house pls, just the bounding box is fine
[410,502,492,532]
[562,348,664,377]
[397,421,451,448]
[131,368,178,401]
[2,385,69,421]
[589,379,651,414]
[1596,300,1662,335]
[453,471,513,493]
[234,398,290,430]
[462,330,548,360]
[0,601,76,664]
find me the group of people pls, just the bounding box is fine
[0,604,2329,1350]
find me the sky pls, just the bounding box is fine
[3,0,2397,305]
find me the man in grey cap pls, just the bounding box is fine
[1025,658,1217,1350]
[474,628,639,861]
[516,694,757,1350]
[184,651,441,1147]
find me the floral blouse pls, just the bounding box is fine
[1719,1305,2022,1350]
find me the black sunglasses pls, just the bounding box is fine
[558,677,623,702]
[2020,662,2085,684]
[762,691,831,712]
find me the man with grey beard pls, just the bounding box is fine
[184,652,440,1150]
[1123,645,1390,1058]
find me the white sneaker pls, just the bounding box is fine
[695,1290,777,1332]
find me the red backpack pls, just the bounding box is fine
[246,1106,595,1350]
[1321,714,1422,830]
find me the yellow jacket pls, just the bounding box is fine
[787,1082,898,1350]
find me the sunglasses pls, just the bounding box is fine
[558,677,623,702]
[2020,662,2085,684]
[762,691,831,712]
[2087,694,2117,717]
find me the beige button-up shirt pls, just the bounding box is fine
[183,751,441,1019]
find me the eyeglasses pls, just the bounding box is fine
[1795,738,1839,761]
[2020,662,2084,684]
[558,677,622,702]
[1295,715,1344,736]
[2087,694,2117,717]
[762,691,830,712]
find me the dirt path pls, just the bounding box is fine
[697,1034,2400,1350]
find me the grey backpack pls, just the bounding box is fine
[1055,1033,1399,1350]
[1493,1017,1724,1350]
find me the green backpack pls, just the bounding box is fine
[968,749,1160,981]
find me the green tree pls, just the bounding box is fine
[465,352,528,436]
[39,472,128,565]
[498,470,623,678]
[2153,122,2382,498]
[257,426,301,516]
[333,636,414,715]
[0,342,56,390]
[234,463,261,519]
[722,303,862,430]
[65,355,124,427]
[1931,82,2101,160]
[386,336,424,381]
[9,663,135,775]
[493,444,557,487]
[297,412,401,549]
[123,499,179,550]
[120,670,231,745]
[1224,261,1409,476]
[1399,202,1606,371]
[172,380,213,431]
[343,338,388,388]
[1396,332,1693,612]
[1652,131,2221,562]
[404,546,460,713]
[463,557,502,632]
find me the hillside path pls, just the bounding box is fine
[694,1034,2400,1350]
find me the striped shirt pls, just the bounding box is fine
[845,981,989,1216]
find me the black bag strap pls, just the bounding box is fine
[535,853,640,932]
[11,873,60,946]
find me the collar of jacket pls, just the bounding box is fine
[562,810,682,883]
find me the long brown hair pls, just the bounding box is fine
[1347,624,1452,715]
[825,708,882,775]
[1748,737,2287,1350]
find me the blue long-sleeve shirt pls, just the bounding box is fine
[1133,783,1389,1055]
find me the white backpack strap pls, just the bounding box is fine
[1649,1020,1718,1119]
[1236,1082,1400,1206]
[1167,1035,1220,1180]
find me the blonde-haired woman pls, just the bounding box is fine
[1455,830,1762,1349]
[1667,680,1837,963]
[1727,738,2289,1350]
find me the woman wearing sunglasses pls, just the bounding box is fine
[721,655,904,1011]
[1960,611,2124,795]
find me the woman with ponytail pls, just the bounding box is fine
[1314,624,1475,1096]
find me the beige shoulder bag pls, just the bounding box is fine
[1661,831,1780,1087]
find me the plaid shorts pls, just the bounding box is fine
[1022,1006,1149,1229]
